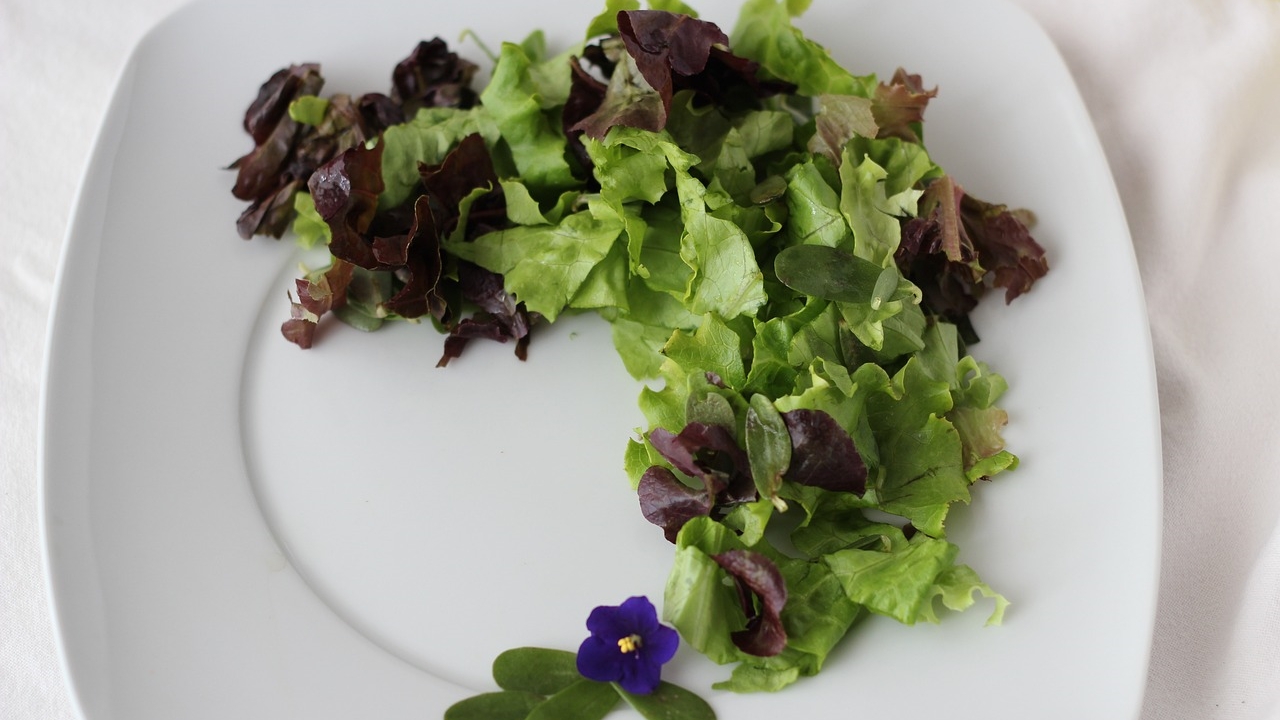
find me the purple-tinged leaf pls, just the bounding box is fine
[235,178,302,239]
[648,423,754,504]
[959,193,1048,304]
[242,63,323,146]
[231,39,480,241]
[948,405,1009,470]
[457,261,521,325]
[809,94,878,166]
[618,10,728,111]
[569,11,794,142]
[618,11,793,121]
[897,175,1047,322]
[281,299,317,349]
[437,262,536,366]
[309,142,385,268]
[437,314,509,367]
[711,550,787,657]
[287,93,383,180]
[638,467,713,543]
[356,92,406,134]
[782,409,867,494]
[418,132,502,240]
[232,114,304,210]
[871,69,937,144]
[306,134,492,328]
[569,51,667,142]
[231,64,328,239]
[391,38,479,116]
[378,195,447,319]
[296,258,355,317]
[280,259,357,349]
[564,59,611,173]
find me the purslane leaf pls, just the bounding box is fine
[443,691,544,720]
[492,647,582,696]
[745,394,790,504]
[615,681,717,720]
[525,679,620,720]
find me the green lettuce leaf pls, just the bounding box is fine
[729,0,876,98]
[290,191,331,249]
[823,532,958,624]
[783,160,850,250]
[917,564,1009,625]
[839,150,908,266]
[675,171,767,319]
[379,107,500,209]
[447,208,623,321]
[865,358,970,537]
[663,313,748,390]
[499,179,579,226]
[480,42,579,192]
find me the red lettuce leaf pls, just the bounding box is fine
[376,195,447,319]
[569,10,794,143]
[897,175,1047,322]
[230,64,324,238]
[297,258,355,317]
[280,259,356,348]
[871,69,937,144]
[380,133,500,319]
[712,550,788,657]
[232,40,479,240]
[242,63,323,146]
[648,422,755,505]
[782,409,867,494]
[391,38,479,117]
[619,10,792,118]
[960,192,1048,304]
[418,131,504,239]
[619,10,728,111]
[308,142,386,268]
[638,466,713,543]
[232,64,394,240]
[564,59,611,177]
[437,261,535,366]
[235,178,303,240]
[281,301,318,350]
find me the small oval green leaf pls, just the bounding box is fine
[492,647,581,696]
[526,679,620,720]
[616,681,718,720]
[332,304,384,332]
[870,265,900,309]
[774,244,885,303]
[444,691,544,720]
[686,390,736,430]
[745,393,791,501]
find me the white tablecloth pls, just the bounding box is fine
[4,0,1279,717]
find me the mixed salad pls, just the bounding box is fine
[228,0,1048,713]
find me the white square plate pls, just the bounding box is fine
[40,0,1161,717]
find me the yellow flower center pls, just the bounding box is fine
[617,634,644,654]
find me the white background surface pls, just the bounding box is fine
[3,0,1278,719]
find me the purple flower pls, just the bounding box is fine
[576,596,679,695]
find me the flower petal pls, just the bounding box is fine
[576,636,624,683]
[617,596,659,634]
[617,652,664,695]
[644,623,680,666]
[585,603,634,641]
